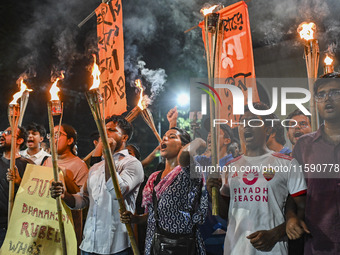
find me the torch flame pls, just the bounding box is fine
[49,72,64,101]
[135,79,144,110]
[9,79,33,105]
[200,5,219,16]
[90,54,101,90]
[297,22,316,41]
[324,55,333,66]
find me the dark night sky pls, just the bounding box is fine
[0,0,339,160]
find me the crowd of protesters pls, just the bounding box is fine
[0,73,339,255]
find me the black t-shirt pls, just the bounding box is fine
[0,156,33,228]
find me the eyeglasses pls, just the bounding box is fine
[289,121,310,129]
[0,130,11,136]
[46,132,67,140]
[315,89,340,102]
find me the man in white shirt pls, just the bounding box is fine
[20,123,50,165]
[51,115,144,255]
[208,103,308,255]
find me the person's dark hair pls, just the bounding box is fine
[220,124,233,140]
[18,126,28,150]
[286,109,311,131]
[60,124,77,155]
[243,102,273,128]
[170,127,191,146]
[314,72,340,94]
[90,131,100,142]
[26,122,47,138]
[267,113,286,146]
[105,115,133,141]
[126,144,141,160]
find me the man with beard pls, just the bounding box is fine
[50,115,144,255]
[20,122,50,165]
[292,73,340,254]
[208,103,308,255]
[286,110,312,150]
[0,126,33,246]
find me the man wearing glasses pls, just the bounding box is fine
[292,72,340,254]
[0,126,33,246]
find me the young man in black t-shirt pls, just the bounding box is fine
[0,126,33,246]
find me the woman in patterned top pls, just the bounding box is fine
[120,127,208,255]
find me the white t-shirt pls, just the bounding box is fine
[220,152,307,255]
[20,148,50,165]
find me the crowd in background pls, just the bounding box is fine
[0,73,339,255]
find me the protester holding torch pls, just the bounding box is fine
[120,128,208,255]
[50,115,144,255]
[1,127,32,246]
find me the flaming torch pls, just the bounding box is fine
[323,55,334,74]
[124,79,144,123]
[298,22,319,131]
[201,4,222,216]
[125,79,162,143]
[85,56,140,255]
[47,74,67,255]
[7,80,33,221]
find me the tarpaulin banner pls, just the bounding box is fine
[96,0,127,117]
[199,1,259,121]
[0,164,77,255]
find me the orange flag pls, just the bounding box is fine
[199,1,259,121]
[96,0,126,117]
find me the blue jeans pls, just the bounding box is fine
[81,247,132,255]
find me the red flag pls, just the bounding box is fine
[96,0,126,117]
[199,1,259,121]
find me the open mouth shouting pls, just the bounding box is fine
[243,129,254,142]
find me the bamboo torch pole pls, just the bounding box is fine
[298,22,320,131]
[203,11,220,216]
[7,80,32,221]
[7,104,19,222]
[86,56,140,255]
[48,79,67,255]
[86,89,140,255]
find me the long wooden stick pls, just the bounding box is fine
[47,102,68,255]
[78,0,112,28]
[141,109,162,143]
[86,90,140,255]
[7,105,20,222]
[204,14,220,216]
[304,40,319,131]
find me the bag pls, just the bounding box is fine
[151,171,197,255]
[152,231,196,255]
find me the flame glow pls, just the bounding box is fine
[9,79,33,105]
[90,55,101,90]
[324,55,333,66]
[49,72,64,101]
[297,22,316,41]
[200,5,219,16]
[135,79,145,110]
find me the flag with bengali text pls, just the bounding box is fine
[96,0,127,117]
[199,1,259,121]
